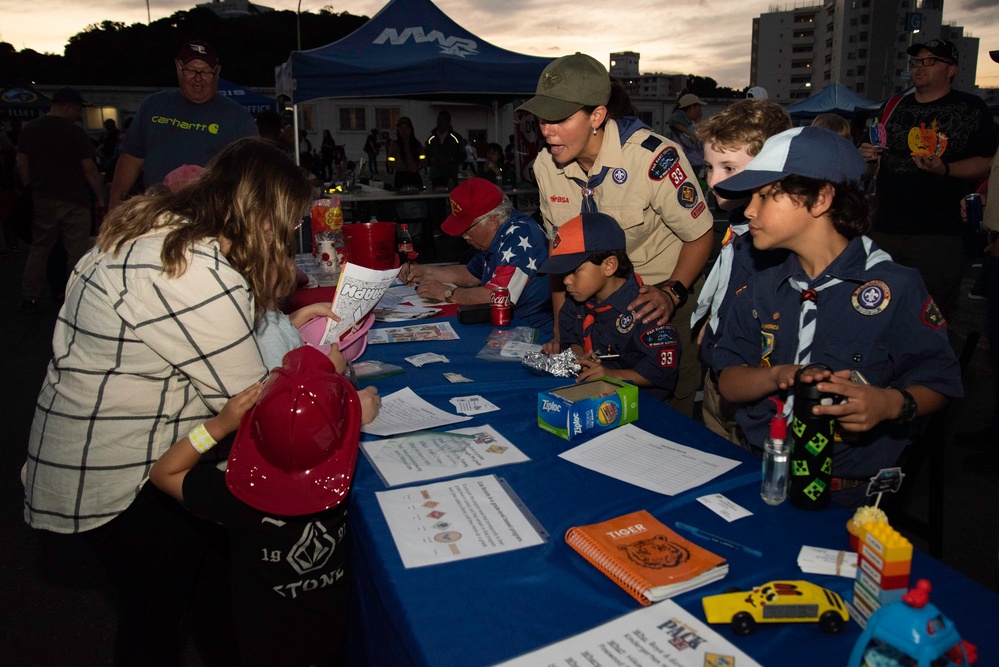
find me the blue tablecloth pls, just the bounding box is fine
[345,317,999,666]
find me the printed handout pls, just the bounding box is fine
[361,424,528,487]
[375,474,547,568]
[360,387,471,437]
[367,321,460,345]
[559,424,741,496]
[320,262,401,344]
[492,600,761,667]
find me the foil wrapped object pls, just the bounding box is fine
[522,349,580,378]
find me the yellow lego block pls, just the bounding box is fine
[862,521,913,562]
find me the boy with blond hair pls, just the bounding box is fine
[690,99,792,441]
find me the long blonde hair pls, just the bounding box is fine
[98,138,312,320]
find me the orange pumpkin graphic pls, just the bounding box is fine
[907,121,948,157]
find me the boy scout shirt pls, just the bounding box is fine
[559,273,680,400]
[535,118,712,286]
[712,236,963,480]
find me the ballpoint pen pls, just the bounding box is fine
[674,521,763,558]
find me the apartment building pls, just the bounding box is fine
[751,0,979,103]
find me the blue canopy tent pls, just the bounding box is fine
[786,82,878,119]
[216,78,276,115]
[275,0,552,105]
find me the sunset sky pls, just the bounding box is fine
[2,0,997,90]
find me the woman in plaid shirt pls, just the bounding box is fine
[23,137,313,665]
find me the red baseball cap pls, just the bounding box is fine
[226,346,361,516]
[440,178,503,236]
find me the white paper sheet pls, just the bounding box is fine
[492,600,761,667]
[360,387,471,436]
[375,474,546,568]
[559,424,741,496]
[320,262,401,344]
[361,424,528,487]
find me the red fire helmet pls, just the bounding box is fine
[226,345,361,516]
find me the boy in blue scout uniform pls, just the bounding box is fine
[711,127,963,507]
[540,212,680,402]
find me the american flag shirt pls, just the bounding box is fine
[466,210,552,335]
[24,231,268,533]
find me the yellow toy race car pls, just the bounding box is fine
[702,580,849,635]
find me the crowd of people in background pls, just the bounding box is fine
[5,33,999,667]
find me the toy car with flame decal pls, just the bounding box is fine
[702,580,849,635]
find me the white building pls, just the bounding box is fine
[751,0,980,103]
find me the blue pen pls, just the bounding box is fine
[674,521,763,558]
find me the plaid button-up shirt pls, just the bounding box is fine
[24,231,268,533]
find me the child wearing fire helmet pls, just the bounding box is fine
[150,346,380,666]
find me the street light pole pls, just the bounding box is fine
[296,0,302,51]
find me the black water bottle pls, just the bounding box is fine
[788,363,836,510]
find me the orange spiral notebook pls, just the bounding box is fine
[565,509,728,606]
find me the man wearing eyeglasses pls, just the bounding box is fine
[859,38,996,318]
[108,40,259,210]
[397,178,554,337]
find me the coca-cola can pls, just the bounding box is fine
[490,287,512,326]
[965,193,983,234]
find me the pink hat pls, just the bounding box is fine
[162,164,204,192]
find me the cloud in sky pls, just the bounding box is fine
[1,0,997,88]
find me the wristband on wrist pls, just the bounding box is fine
[188,423,218,454]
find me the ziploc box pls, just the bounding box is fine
[538,378,639,440]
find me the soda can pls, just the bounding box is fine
[965,193,983,234]
[490,287,512,327]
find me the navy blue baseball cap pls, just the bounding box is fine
[713,126,866,198]
[539,212,625,274]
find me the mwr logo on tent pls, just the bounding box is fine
[373,28,479,57]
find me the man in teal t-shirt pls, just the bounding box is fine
[109,40,259,209]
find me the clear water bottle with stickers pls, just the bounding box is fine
[761,413,789,506]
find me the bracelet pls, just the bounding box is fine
[188,423,218,454]
[943,163,950,178]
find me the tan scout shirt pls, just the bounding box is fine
[535,120,712,286]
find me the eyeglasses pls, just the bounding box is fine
[908,57,953,69]
[180,67,216,81]
[461,217,487,239]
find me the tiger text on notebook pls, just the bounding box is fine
[566,509,729,606]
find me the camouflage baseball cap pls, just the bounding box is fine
[516,53,611,121]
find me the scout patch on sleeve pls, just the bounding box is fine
[666,163,687,188]
[852,280,891,315]
[677,182,699,209]
[648,147,680,181]
[657,346,678,368]
[921,295,947,329]
[641,325,678,348]
[641,135,663,153]
[760,331,775,368]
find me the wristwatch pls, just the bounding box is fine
[663,280,688,309]
[444,288,455,303]
[895,388,917,423]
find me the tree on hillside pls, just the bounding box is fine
[4,7,368,87]
[684,74,740,99]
